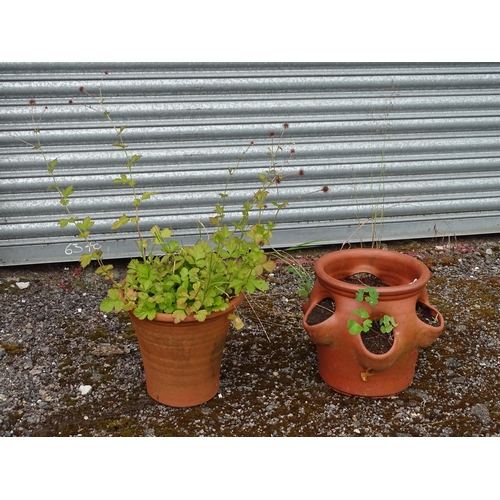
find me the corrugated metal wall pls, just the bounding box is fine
[1,62,500,266]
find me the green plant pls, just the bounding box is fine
[20,84,325,329]
[286,262,314,297]
[345,83,396,250]
[347,286,397,335]
[100,127,285,325]
[368,81,398,248]
[271,242,322,297]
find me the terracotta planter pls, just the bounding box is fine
[302,249,444,397]
[129,294,244,407]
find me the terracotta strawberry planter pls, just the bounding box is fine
[302,248,444,397]
[129,294,244,407]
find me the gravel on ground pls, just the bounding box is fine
[1,234,499,437]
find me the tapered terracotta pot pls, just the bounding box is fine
[302,249,444,397]
[129,294,244,407]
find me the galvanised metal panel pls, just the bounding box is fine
[1,62,500,265]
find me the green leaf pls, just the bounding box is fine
[354,308,370,319]
[379,315,397,334]
[161,228,173,239]
[113,174,129,184]
[362,319,373,332]
[80,253,93,268]
[365,288,379,306]
[150,225,162,244]
[172,310,187,324]
[141,279,153,292]
[77,216,94,231]
[126,154,142,168]
[194,309,208,322]
[136,263,152,279]
[94,263,114,275]
[111,214,130,230]
[347,319,363,335]
[58,217,77,228]
[141,191,158,201]
[355,286,379,306]
[47,158,58,174]
[61,185,74,198]
[251,278,268,291]
[100,292,124,313]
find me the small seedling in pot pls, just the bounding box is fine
[347,286,397,335]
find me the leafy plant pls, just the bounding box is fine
[19,82,327,329]
[347,286,397,335]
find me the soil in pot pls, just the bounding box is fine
[416,301,442,327]
[360,322,394,355]
[305,273,387,328]
[305,297,335,325]
[343,272,389,287]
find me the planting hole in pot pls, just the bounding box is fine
[306,297,336,326]
[361,321,394,355]
[416,302,442,327]
[343,273,389,287]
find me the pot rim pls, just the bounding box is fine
[130,292,245,324]
[314,248,431,298]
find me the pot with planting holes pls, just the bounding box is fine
[302,248,444,397]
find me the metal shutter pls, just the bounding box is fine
[1,62,500,265]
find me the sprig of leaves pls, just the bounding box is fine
[25,101,114,281]
[347,286,397,335]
